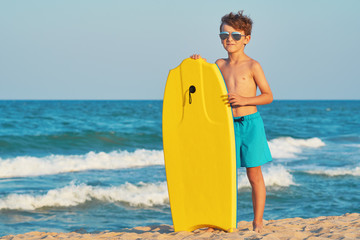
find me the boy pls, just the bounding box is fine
[191,11,273,233]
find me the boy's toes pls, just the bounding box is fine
[252,221,264,233]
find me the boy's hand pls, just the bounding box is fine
[227,93,248,107]
[190,54,207,62]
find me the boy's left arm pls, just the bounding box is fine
[228,61,273,106]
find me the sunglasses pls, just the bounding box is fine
[219,31,244,41]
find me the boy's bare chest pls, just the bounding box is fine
[220,65,256,93]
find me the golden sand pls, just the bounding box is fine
[1,213,359,240]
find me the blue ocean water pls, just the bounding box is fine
[0,100,359,236]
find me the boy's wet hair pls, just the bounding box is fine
[220,10,253,36]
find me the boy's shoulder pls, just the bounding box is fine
[215,58,230,67]
[215,58,226,65]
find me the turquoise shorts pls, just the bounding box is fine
[233,112,272,168]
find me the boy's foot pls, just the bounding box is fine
[252,221,263,233]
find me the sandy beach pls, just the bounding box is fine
[1,213,359,240]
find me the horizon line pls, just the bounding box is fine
[0,99,359,101]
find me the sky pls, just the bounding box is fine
[1,0,359,100]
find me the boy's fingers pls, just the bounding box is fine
[190,54,207,60]
[228,99,239,104]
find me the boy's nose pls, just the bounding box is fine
[227,36,235,42]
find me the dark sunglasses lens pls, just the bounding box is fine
[219,33,229,40]
[232,33,242,41]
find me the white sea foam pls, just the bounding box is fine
[0,137,325,178]
[268,137,325,159]
[0,163,298,210]
[0,149,164,178]
[238,164,297,188]
[306,167,360,177]
[0,181,169,210]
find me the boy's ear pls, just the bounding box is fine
[245,35,251,44]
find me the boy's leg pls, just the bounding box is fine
[246,166,266,232]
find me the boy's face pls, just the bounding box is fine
[220,24,251,53]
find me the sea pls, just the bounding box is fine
[0,100,359,236]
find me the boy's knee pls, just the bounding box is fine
[246,167,264,185]
[248,175,262,186]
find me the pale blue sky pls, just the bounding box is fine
[1,0,359,100]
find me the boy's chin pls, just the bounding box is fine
[225,48,242,53]
[224,45,241,52]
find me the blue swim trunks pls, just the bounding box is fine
[233,112,272,168]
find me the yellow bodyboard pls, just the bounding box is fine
[162,58,237,232]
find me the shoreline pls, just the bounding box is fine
[1,213,359,240]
